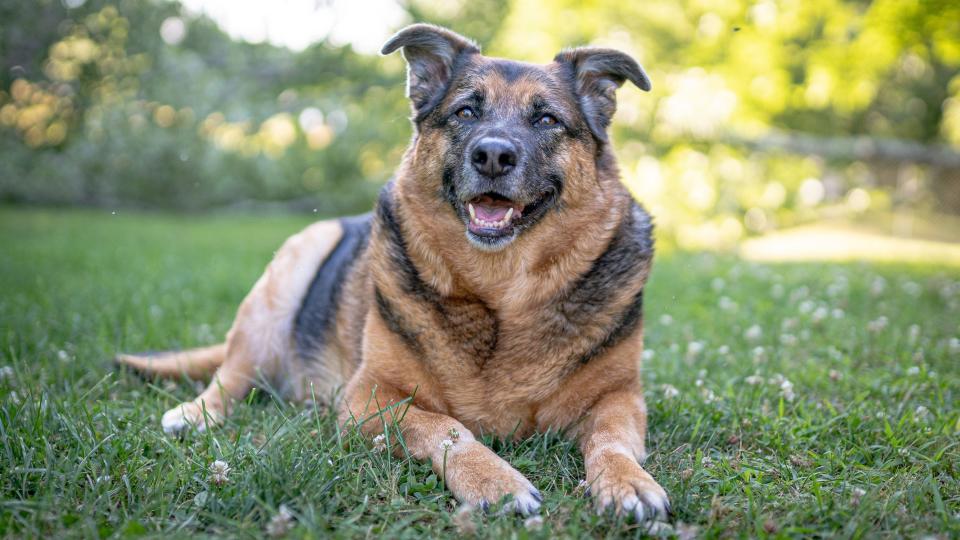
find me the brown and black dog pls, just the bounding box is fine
[117,24,668,521]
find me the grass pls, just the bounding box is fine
[1,206,958,539]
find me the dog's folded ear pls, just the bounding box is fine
[554,48,651,142]
[382,24,480,118]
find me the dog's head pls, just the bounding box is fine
[382,24,650,252]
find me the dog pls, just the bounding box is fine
[117,23,668,521]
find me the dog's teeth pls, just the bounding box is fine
[505,208,514,222]
[468,203,476,220]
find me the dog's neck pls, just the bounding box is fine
[393,164,629,312]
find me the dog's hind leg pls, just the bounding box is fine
[159,322,264,434]
[158,220,345,435]
[116,344,226,380]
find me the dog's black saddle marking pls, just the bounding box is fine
[293,213,372,359]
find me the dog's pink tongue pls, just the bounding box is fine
[475,203,509,222]
[472,195,521,222]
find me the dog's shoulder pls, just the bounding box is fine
[532,198,651,364]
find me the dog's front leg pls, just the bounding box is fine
[579,388,670,522]
[342,379,542,514]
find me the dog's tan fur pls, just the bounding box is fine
[117,24,668,520]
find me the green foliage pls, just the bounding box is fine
[0,208,957,537]
[1,0,959,244]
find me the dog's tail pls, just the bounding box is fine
[115,343,226,380]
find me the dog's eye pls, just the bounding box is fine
[535,114,559,127]
[455,107,477,121]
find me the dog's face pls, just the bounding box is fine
[383,25,650,251]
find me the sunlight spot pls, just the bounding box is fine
[160,17,187,45]
[179,0,408,53]
[741,224,960,266]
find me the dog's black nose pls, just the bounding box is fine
[471,138,517,179]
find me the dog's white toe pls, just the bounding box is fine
[161,401,221,435]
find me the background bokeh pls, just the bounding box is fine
[2,0,960,251]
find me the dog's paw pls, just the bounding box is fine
[160,400,223,435]
[443,441,542,515]
[588,453,669,522]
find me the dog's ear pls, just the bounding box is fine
[382,24,480,117]
[554,48,651,142]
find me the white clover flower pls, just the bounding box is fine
[780,334,797,346]
[828,369,841,381]
[711,278,726,292]
[701,455,714,468]
[701,388,717,403]
[695,379,704,387]
[209,460,231,485]
[811,307,828,324]
[719,296,738,312]
[718,345,730,355]
[789,286,809,303]
[867,316,888,333]
[642,349,655,361]
[949,337,960,354]
[439,439,454,451]
[907,324,921,345]
[0,366,13,380]
[744,325,763,342]
[372,434,386,452]
[902,281,921,297]
[523,515,544,531]
[905,366,920,376]
[745,374,764,385]
[870,277,886,296]
[659,314,673,326]
[798,301,815,314]
[827,282,845,298]
[851,487,866,507]
[57,350,71,362]
[687,341,705,358]
[771,283,785,299]
[752,346,766,363]
[832,308,845,319]
[266,505,294,538]
[662,384,680,399]
[781,318,798,330]
[914,405,929,420]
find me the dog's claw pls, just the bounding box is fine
[480,500,490,513]
[531,489,543,502]
[636,489,670,522]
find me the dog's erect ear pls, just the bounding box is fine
[381,24,480,117]
[554,48,651,142]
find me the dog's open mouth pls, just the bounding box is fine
[466,193,524,235]
[461,189,557,249]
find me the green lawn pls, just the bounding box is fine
[1,207,958,539]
